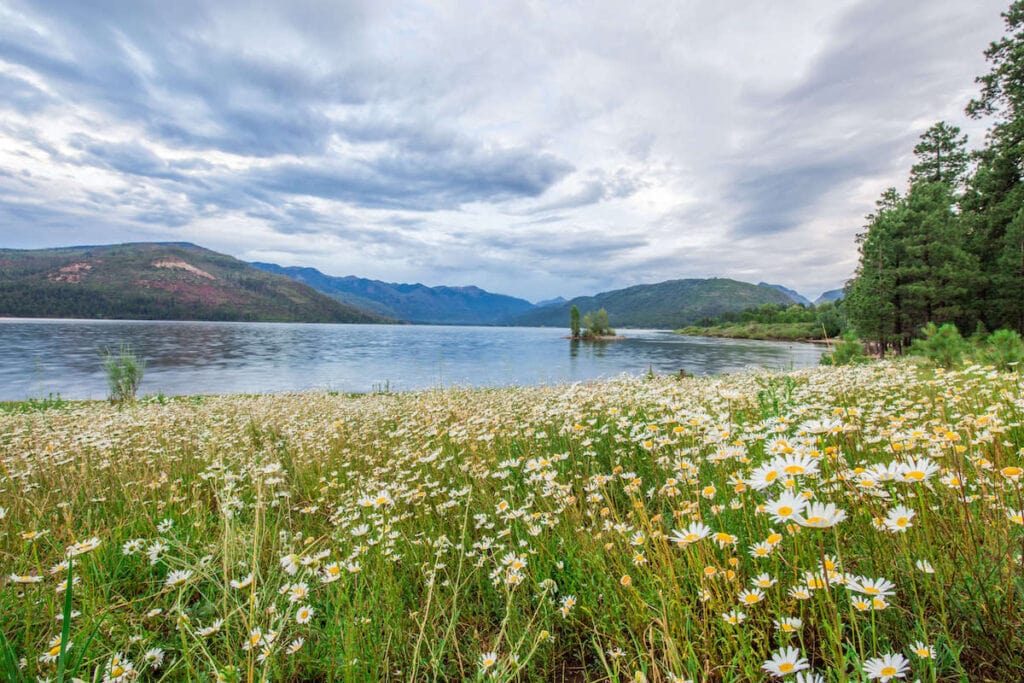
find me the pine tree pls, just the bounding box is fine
[846,189,903,353]
[963,0,1024,331]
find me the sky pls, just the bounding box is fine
[0,0,1011,302]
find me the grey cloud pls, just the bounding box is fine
[67,135,191,183]
[525,169,645,215]
[0,72,53,113]
[242,146,573,211]
[728,152,885,237]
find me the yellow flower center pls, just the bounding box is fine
[881,666,896,676]
[777,506,793,516]
[779,663,794,673]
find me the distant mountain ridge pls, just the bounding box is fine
[507,278,798,329]
[759,282,811,306]
[0,243,385,323]
[251,262,536,325]
[815,289,844,305]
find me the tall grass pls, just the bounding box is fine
[0,360,1021,681]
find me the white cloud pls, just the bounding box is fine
[0,0,1010,301]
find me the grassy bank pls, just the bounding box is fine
[675,322,824,342]
[1,362,1022,681]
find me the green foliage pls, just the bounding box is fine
[102,344,145,404]
[581,308,613,337]
[819,333,869,366]
[511,278,797,329]
[0,394,68,415]
[910,323,971,369]
[981,328,1024,371]
[679,300,846,340]
[569,305,581,339]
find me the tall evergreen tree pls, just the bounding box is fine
[963,0,1024,331]
[846,189,903,353]
[902,123,978,332]
[909,122,969,188]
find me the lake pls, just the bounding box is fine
[0,319,824,400]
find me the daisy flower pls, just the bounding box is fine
[479,651,498,671]
[143,647,165,669]
[863,653,910,681]
[761,646,809,677]
[38,635,71,664]
[102,652,135,682]
[884,505,915,532]
[295,605,314,624]
[164,569,193,588]
[230,573,254,590]
[795,502,847,528]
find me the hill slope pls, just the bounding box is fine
[0,243,385,323]
[759,282,811,306]
[815,289,845,305]
[507,278,798,329]
[251,262,536,325]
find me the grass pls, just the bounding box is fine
[0,361,1022,681]
[676,322,824,341]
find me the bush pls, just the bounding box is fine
[102,344,145,404]
[981,329,1024,371]
[819,332,868,366]
[910,322,970,369]
[581,308,614,338]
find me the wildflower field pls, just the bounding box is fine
[1,361,1022,682]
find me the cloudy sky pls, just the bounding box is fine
[0,0,1010,302]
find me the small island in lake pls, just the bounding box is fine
[568,305,625,341]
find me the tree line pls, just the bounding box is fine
[846,1,1024,353]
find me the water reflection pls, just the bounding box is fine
[0,319,823,400]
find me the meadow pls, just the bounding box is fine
[1,360,1022,681]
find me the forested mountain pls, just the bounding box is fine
[250,262,536,325]
[845,2,1024,350]
[506,278,798,329]
[0,243,385,323]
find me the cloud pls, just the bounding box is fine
[0,0,1011,300]
[242,144,573,211]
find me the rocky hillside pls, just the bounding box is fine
[0,243,385,323]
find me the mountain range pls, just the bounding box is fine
[507,278,799,329]
[0,243,383,323]
[250,263,535,325]
[0,242,843,327]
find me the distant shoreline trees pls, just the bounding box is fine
[569,307,616,339]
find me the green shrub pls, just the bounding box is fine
[819,333,868,366]
[102,344,145,404]
[981,329,1024,371]
[910,322,970,369]
[581,308,614,338]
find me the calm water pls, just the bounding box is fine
[0,319,824,400]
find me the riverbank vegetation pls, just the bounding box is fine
[676,302,845,342]
[2,359,1022,681]
[570,306,618,340]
